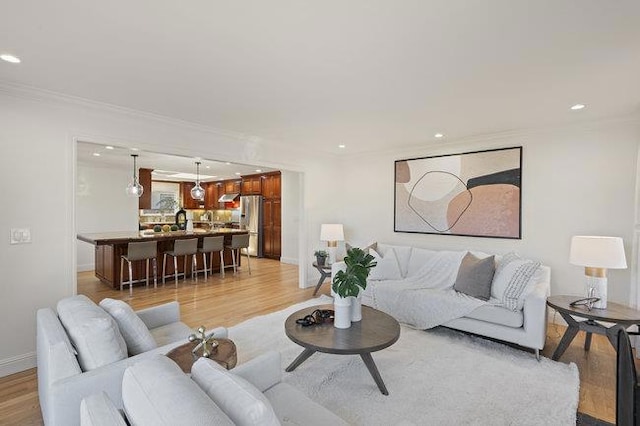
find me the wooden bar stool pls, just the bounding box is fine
[120,241,158,295]
[226,233,251,275]
[162,238,199,287]
[198,236,225,280]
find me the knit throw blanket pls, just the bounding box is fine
[369,251,486,329]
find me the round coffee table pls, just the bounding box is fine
[547,295,640,361]
[284,304,400,395]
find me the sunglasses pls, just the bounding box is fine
[295,309,335,327]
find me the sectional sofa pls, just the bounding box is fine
[332,243,551,359]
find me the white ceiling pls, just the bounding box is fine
[2,1,640,154]
[77,141,275,182]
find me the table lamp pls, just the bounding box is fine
[320,224,344,264]
[569,236,627,309]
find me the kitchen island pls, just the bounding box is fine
[77,229,248,289]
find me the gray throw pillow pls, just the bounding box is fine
[453,253,495,301]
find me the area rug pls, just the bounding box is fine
[228,296,580,425]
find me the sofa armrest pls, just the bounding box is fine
[231,351,282,392]
[80,392,127,426]
[135,302,180,329]
[522,266,551,350]
[47,339,187,426]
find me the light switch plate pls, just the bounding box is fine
[10,228,31,244]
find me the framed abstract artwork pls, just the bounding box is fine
[394,146,522,239]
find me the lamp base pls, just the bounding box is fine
[584,275,607,309]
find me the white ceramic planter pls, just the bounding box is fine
[350,294,362,322]
[333,296,352,329]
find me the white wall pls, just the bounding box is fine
[2,82,637,377]
[0,86,337,376]
[76,163,138,271]
[335,119,640,304]
[280,170,301,265]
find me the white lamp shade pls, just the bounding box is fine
[320,224,344,242]
[569,236,627,269]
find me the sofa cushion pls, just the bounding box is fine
[369,248,402,281]
[407,247,438,277]
[57,295,127,371]
[122,355,233,425]
[99,298,157,356]
[453,252,495,301]
[80,392,128,426]
[464,304,524,328]
[264,382,349,425]
[149,322,192,346]
[492,253,541,311]
[191,357,280,426]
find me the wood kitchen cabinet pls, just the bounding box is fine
[205,182,222,209]
[261,172,281,199]
[225,180,241,194]
[138,168,153,209]
[181,182,204,209]
[261,171,281,259]
[241,175,262,195]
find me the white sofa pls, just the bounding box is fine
[332,243,551,358]
[36,295,225,426]
[80,352,347,426]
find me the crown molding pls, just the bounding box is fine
[339,110,640,162]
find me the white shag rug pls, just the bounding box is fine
[228,296,579,426]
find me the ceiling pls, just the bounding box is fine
[77,141,275,182]
[2,1,640,155]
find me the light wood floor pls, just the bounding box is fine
[0,257,631,425]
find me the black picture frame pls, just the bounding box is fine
[394,146,522,239]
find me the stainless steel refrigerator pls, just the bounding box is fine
[239,195,263,257]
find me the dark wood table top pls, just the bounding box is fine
[547,295,640,323]
[285,305,400,355]
[77,228,248,245]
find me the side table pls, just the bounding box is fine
[312,261,332,296]
[546,295,640,361]
[166,338,237,373]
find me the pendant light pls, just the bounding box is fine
[125,154,144,197]
[191,161,205,201]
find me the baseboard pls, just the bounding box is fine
[0,352,36,377]
[77,263,94,272]
[280,257,298,265]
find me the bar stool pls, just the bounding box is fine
[162,238,199,287]
[198,236,225,280]
[226,233,251,275]
[120,241,158,295]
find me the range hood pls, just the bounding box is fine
[218,193,240,203]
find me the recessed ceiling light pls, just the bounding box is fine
[205,165,210,169]
[211,175,218,178]
[338,144,346,149]
[235,172,241,176]
[130,147,139,151]
[1,54,21,64]
[105,146,114,150]
[255,169,262,173]
[570,104,586,110]
[92,153,101,157]
[434,133,444,138]
[225,162,231,165]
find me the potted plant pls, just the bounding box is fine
[331,247,377,328]
[314,250,329,266]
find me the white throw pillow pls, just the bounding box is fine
[368,248,403,281]
[191,357,280,426]
[123,355,233,426]
[57,295,127,371]
[491,253,541,311]
[99,298,157,356]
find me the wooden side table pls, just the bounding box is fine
[166,338,237,373]
[312,261,332,296]
[546,295,640,361]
